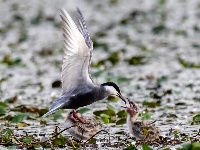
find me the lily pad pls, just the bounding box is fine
[23,137,32,143]
[78,107,90,114]
[192,114,200,124]
[116,118,126,125]
[11,113,31,123]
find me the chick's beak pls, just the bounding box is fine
[117,93,126,104]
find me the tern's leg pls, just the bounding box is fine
[72,110,88,124]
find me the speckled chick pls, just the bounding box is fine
[64,110,102,141]
[124,100,161,141]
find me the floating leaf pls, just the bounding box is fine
[39,108,48,117]
[93,110,104,117]
[0,106,6,114]
[126,55,147,65]
[49,110,63,119]
[18,29,28,43]
[88,138,97,144]
[117,110,127,118]
[40,119,47,125]
[1,54,22,66]
[192,142,200,150]
[176,141,191,150]
[124,144,137,150]
[192,114,200,124]
[4,95,18,103]
[0,102,8,107]
[100,116,109,124]
[141,111,151,120]
[178,58,200,68]
[11,113,30,123]
[108,51,120,65]
[142,144,154,150]
[157,75,168,85]
[23,137,32,143]
[107,104,116,115]
[152,24,166,34]
[31,9,43,25]
[116,118,126,125]
[142,101,161,108]
[78,107,90,114]
[52,138,65,146]
[107,95,118,102]
[117,77,130,84]
[1,128,13,139]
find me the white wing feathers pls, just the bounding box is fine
[60,8,93,94]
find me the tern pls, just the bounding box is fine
[43,8,126,122]
[122,100,161,141]
[64,110,102,141]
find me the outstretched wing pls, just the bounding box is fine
[60,8,94,94]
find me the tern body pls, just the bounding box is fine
[43,8,125,117]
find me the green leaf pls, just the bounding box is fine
[107,95,118,102]
[152,24,166,34]
[78,107,90,114]
[176,142,192,150]
[126,55,147,65]
[88,138,97,144]
[93,110,105,116]
[49,110,63,119]
[100,113,110,118]
[142,101,161,108]
[100,116,109,124]
[192,142,200,150]
[178,58,200,68]
[116,118,126,125]
[23,137,32,143]
[117,110,127,118]
[0,106,6,114]
[107,104,115,111]
[52,138,65,146]
[141,111,151,120]
[11,113,30,123]
[0,102,8,107]
[157,75,168,85]
[123,144,137,150]
[117,77,130,84]
[107,104,116,115]
[193,114,200,123]
[142,144,153,150]
[1,128,13,139]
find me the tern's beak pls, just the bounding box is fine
[117,93,126,104]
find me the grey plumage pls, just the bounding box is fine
[43,8,125,118]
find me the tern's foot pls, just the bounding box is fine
[72,110,89,124]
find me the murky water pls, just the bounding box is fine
[0,0,200,149]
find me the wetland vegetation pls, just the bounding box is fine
[0,0,200,149]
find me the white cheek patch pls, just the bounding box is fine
[105,86,118,95]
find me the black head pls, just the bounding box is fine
[101,82,120,94]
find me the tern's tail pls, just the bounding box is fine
[42,97,65,118]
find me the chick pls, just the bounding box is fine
[123,100,161,141]
[64,110,102,141]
